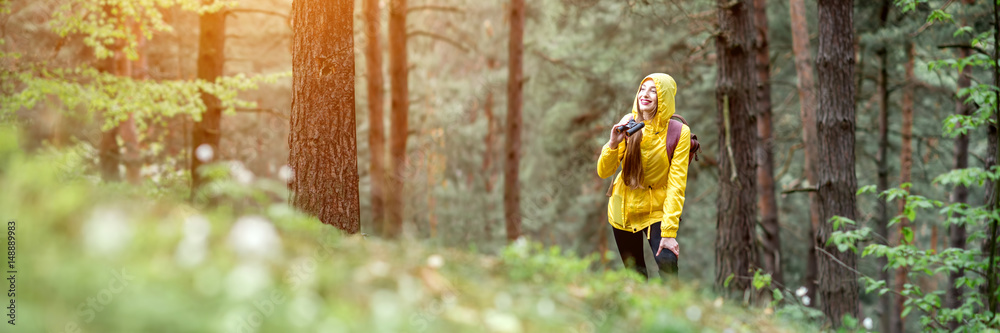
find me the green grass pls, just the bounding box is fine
[2,128,815,333]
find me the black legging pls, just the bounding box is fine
[612,221,678,278]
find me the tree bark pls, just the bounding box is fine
[483,58,498,240]
[124,22,150,185]
[714,0,760,298]
[874,2,893,331]
[98,27,121,182]
[985,0,1000,315]
[754,0,782,287]
[789,0,821,304]
[116,18,139,185]
[288,0,360,233]
[945,46,971,332]
[890,41,915,333]
[816,0,859,325]
[364,0,386,236]
[191,3,227,195]
[385,0,409,238]
[504,0,524,243]
[98,125,121,182]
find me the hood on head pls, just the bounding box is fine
[630,73,677,134]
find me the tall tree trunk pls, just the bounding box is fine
[945,46,971,331]
[985,0,1000,315]
[124,23,150,185]
[789,0,821,304]
[191,3,227,195]
[288,0,360,233]
[364,0,386,236]
[385,0,409,238]
[891,41,915,333]
[115,19,140,185]
[99,125,121,181]
[97,4,123,182]
[816,0,859,325]
[754,0,782,286]
[504,0,524,242]
[98,45,121,182]
[874,2,893,331]
[483,59,497,240]
[714,0,760,298]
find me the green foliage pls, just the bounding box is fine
[1,64,289,129]
[826,1,1000,330]
[0,127,812,333]
[50,0,237,59]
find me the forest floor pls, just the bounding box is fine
[1,128,816,332]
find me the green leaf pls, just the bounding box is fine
[902,227,914,244]
[724,273,735,288]
[857,185,877,195]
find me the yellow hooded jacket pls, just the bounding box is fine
[597,73,690,238]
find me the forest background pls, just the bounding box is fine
[2,0,999,332]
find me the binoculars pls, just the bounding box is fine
[616,119,645,136]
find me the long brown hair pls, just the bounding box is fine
[621,97,654,189]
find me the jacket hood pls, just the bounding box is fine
[630,73,677,135]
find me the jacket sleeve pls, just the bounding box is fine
[597,140,625,179]
[661,126,690,238]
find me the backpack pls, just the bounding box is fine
[605,114,700,197]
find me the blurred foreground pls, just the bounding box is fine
[1,127,813,332]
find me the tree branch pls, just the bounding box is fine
[406,5,463,15]
[781,186,818,194]
[234,107,288,120]
[407,30,470,53]
[226,8,290,21]
[909,0,955,38]
[937,44,990,56]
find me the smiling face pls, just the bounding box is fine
[637,79,657,114]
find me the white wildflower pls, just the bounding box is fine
[195,144,214,162]
[278,165,294,182]
[427,254,445,269]
[685,305,703,321]
[227,215,281,261]
[83,207,132,255]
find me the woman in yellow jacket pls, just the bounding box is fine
[597,73,689,278]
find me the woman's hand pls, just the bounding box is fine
[608,114,633,148]
[656,237,679,257]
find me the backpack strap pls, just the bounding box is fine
[666,118,684,162]
[667,114,700,165]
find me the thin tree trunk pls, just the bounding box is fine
[97,4,122,182]
[816,0,859,325]
[504,0,524,243]
[985,0,1000,315]
[288,0,360,232]
[99,125,121,181]
[125,23,150,185]
[116,20,140,185]
[890,41,915,333]
[874,2,893,331]
[945,46,971,331]
[789,0,821,304]
[364,0,386,236]
[385,0,409,238]
[191,3,227,195]
[754,0,782,287]
[483,60,497,240]
[877,40,895,333]
[714,0,760,299]
[484,58,498,194]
